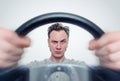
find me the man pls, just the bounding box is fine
[0,23,120,81]
[27,23,85,67]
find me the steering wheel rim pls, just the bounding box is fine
[15,12,104,38]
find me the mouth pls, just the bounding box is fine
[55,51,61,54]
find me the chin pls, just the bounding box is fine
[55,55,63,58]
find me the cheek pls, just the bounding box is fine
[63,44,68,50]
[49,44,56,50]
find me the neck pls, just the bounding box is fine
[50,56,66,63]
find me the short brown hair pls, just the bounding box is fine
[48,23,69,38]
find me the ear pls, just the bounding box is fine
[48,38,50,47]
[66,39,69,47]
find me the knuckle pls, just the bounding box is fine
[0,60,11,68]
[16,48,24,56]
[107,54,114,62]
[115,62,120,67]
[7,32,16,40]
[5,46,16,54]
[111,62,120,70]
[95,51,100,57]
[105,45,113,53]
[0,53,8,61]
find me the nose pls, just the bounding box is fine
[56,43,61,50]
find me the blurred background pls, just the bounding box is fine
[0,0,120,65]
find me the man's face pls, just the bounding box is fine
[48,30,69,58]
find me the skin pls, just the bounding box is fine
[48,30,69,62]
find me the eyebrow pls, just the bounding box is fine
[61,39,66,42]
[52,39,66,42]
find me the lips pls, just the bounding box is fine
[55,51,61,54]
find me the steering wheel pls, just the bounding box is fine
[0,12,104,81]
[15,12,104,38]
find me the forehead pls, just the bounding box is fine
[49,30,68,39]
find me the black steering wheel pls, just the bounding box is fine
[15,12,104,38]
[0,12,105,81]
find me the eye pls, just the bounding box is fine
[51,41,57,44]
[61,40,66,44]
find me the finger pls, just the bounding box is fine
[0,29,31,48]
[0,51,9,61]
[8,35,31,48]
[89,31,120,50]
[12,37,31,48]
[106,40,120,53]
[0,27,17,39]
[0,51,22,62]
[0,52,21,69]
[88,39,99,50]
[95,40,120,56]
[7,55,22,62]
[105,51,120,62]
[0,40,24,56]
[0,60,17,69]
[100,61,120,70]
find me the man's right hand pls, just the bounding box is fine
[0,27,31,69]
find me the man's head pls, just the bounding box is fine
[48,23,69,62]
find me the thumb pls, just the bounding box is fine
[88,39,99,50]
[16,36,31,47]
[10,35,31,48]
